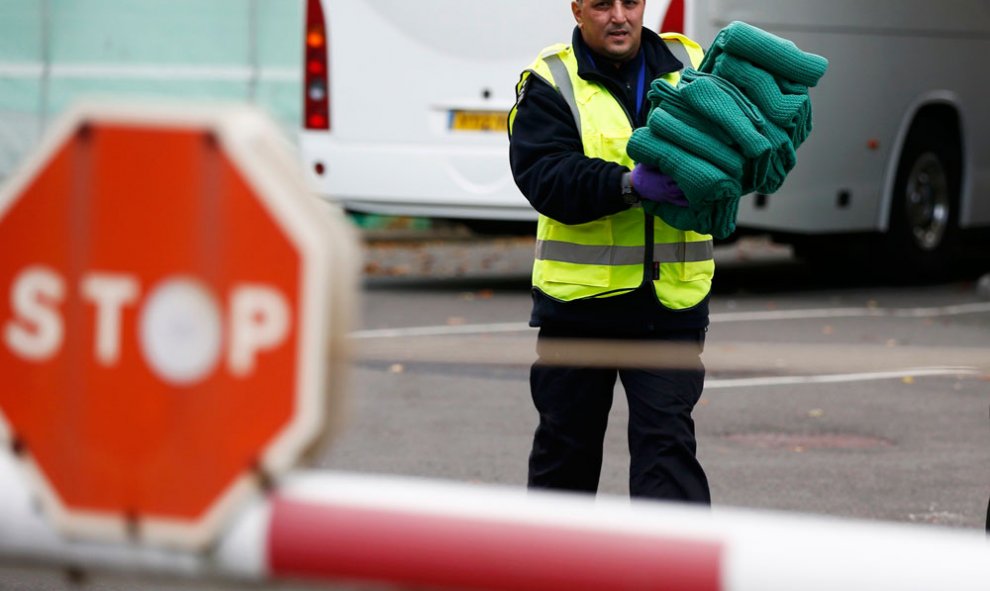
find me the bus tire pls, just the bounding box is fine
[885,116,962,277]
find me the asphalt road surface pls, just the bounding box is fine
[335,234,990,527]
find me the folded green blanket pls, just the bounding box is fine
[678,72,770,156]
[677,72,773,191]
[758,118,797,194]
[708,53,813,146]
[647,107,746,180]
[627,128,742,238]
[648,79,734,147]
[681,69,799,194]
[699,20,828,88]
[778,78,809,95]
[649,76,780,194]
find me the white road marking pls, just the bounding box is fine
[351,302,990,339]
[705,367,979,389]
[352,322,531,339]
[712,302,990,322]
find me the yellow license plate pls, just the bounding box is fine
[449,110,508,132]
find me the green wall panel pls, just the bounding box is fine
[0,1,43,62]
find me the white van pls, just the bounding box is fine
[300,0,990,270]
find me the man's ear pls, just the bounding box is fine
[572,1,583,28]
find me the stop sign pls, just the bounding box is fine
[0,103,354,549]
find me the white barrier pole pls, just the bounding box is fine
[1,451,987,590]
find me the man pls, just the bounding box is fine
[508,0,714,503]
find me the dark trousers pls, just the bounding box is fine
[527,328,711,504]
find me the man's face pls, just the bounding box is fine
[572,0,645,63]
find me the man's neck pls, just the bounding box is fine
[585,44,641,70]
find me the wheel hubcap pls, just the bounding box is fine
[904,152,950,251]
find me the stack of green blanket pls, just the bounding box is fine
[626,21,828,238]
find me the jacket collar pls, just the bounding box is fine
[572,26,683,82]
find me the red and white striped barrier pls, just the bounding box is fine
[0,450,987,590]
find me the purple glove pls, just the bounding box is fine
[631,163,689,207]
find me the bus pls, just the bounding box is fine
[297,0,990,272]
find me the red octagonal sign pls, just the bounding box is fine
[0,103,353,549]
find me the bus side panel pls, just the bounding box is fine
[709,0,990,34]
[729,28,891,234]
[959,80,990,228]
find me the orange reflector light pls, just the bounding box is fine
[307,30,325,48]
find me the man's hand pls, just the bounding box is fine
[631,163,689,206]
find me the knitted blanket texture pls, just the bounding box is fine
[707,53,813,146]
[647,104,747,180]
[698,20,829,88]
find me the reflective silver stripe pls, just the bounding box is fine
[536,240,643,266]
[536,239,714,265]
[544,55,581,132]
[664,39,691,72]
[654,240,714,264]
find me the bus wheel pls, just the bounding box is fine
[886,117,961,276]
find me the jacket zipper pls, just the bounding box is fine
[593,77,656,287]
[574,41,690,298]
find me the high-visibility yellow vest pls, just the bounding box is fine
[510,34,713,310]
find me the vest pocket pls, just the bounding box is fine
[678,258,714,282]
[653,261,711,288]
[543,260,611,287]
[541,218,613,288]
[653,259,713,309]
